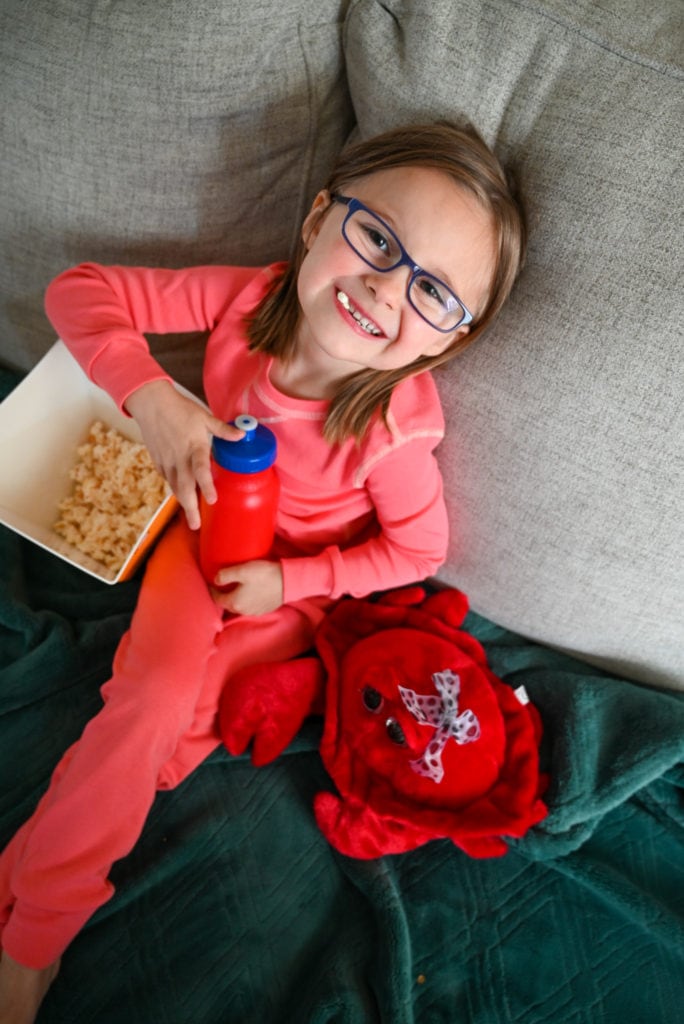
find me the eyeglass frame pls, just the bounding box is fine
[329,193,474,333]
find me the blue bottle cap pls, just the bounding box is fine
[211,415,277,473]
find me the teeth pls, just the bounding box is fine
[337,291,381,335]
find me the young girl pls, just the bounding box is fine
[0,121,526,1022]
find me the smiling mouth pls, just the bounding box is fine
[336,290,383,336]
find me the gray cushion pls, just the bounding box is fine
[0,0,353,390]
[345,0,684,689]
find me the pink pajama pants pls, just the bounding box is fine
[0,518,328,969]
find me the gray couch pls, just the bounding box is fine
[1,0,682,690]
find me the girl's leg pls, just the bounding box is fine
[0,951,60,1024]
[0,745,78,936]
[0,517,224,969]
[0,597,327,1024]
[156,595,331,788]
[1,512,329,971]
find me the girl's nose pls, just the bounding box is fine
[364,265,409,309]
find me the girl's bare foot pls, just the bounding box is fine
[0,952,60,1024]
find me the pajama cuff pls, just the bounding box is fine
[281,549,336,603]
[1,900,96,969]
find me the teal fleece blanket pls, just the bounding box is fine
[1,374,682,1023]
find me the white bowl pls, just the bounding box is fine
[0,340,178,583]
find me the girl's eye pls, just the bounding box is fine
[385,718,407,746]
[363,225,390,255]
[362,686,383,712]
[417,276,447,308]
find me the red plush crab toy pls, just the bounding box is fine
[220,587,547,859]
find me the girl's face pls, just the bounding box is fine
[295,165,497,390]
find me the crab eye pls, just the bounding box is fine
[362,686,383,713]
[385,718,407,746]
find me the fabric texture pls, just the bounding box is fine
[44,261,449,600]
[0,0,353,384]
[0,446,682,1019]
[344,0,684,690]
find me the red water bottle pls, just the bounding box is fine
[199,414,279,586]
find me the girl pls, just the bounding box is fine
[0,121,526,1022]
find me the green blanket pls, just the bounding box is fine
[1,375,682,1024]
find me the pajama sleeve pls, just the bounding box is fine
[280,437,449,601]
[44,262,259,411]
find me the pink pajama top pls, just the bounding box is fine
[45,262,449,602]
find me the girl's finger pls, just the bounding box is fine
[213,565,241,588]
[191,445,216,506]
[209,577,242,614]
[209,417,245,442]
[183,495,202,532]
[174,465,201,531]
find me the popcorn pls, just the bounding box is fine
[54,421,168,572]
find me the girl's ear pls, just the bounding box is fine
[302,190,333,248]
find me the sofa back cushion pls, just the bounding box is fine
[0,0,353,389]
[345,0,683,688]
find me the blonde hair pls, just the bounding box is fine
[248,121,527,443]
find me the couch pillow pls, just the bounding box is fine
[0,0,353,387]
[345,0,683,689]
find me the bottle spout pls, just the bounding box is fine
[234,414,258,441]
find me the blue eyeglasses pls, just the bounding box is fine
[331,194,473,333]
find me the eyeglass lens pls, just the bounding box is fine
[342,207,467,330]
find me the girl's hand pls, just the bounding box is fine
[124,380,243,530]
[211,561,284,616]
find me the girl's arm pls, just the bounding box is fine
[218,439,448,614]
[44,262,256,527]
[281,441,448,601]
